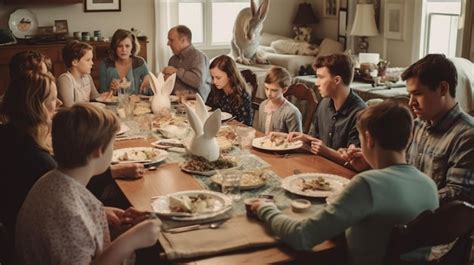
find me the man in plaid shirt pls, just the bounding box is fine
[341,54,474,204]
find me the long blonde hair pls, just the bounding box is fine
[0,71,55,152]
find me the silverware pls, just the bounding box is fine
[165,220,226,233]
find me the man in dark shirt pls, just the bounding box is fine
[289,53,366,164]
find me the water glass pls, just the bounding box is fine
[221,171,241,201]
[236,127,256,154]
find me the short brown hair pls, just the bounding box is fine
[264,66,292,89]
[62,40,93,68]
[52,103,120,169]
[401,54,457,97]
[109,29,140,60]
[175,25,192,43]
[9,50,46,79]
[313,53,354,86]
[356,100,413,151]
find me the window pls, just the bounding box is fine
[178,0,248,48]
[421,0,461,57]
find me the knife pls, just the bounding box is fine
[164,220,226,233]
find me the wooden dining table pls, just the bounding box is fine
[114,135,356,264]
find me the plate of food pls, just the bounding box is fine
[281,173,349,198]
[217,125,238,145]
[95,93,119,104]
[252,135,303,151]
[112,147,168,165]
[211,169,268,190]
[180,156,239,176]
[151,190,233,221]
[9,9,38,39]
[219,112,233,122]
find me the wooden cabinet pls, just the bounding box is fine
[0,39,147,95]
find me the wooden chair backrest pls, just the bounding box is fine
[284,83,318,134]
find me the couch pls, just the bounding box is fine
[235,32,344,99]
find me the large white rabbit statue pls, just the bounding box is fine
[184,94,221,162]
[149,72,176,114]
[231,0,270,65]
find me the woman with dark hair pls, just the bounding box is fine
[99,29,151,94]
[206,55,253,125]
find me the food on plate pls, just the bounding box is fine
[217,137,233,152]
[214,170,267,187]
[117,149,158,162]
[300,176,332,191]
[260,134,295,149]
[182,156,237,172]
[133,102,151,116]
[217,126,238,144]
[168,194,216,213]
[96,91,119,103]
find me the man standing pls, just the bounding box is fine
[163,25,211,101]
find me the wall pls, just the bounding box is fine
[0,0,156,69]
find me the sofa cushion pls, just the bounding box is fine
[317,38,344,57]
[260,32,292,46]
[270,39,319,56]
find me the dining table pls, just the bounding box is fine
[112,113,356,264]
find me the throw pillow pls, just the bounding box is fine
[270,39,318,56]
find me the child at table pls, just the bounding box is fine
[15,103,161,264]
[253,66,302,134]
[251,100,439,265]
[57,40,104,107]
[288,53,366,165]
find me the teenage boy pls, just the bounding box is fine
[289,53,366,164]
[251,100,438,265]
[16,104,161,264]
[341,54,474,204]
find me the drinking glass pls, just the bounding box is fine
[236,127,256,154]
[221,171,241,201]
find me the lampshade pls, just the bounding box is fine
[350,4,379,36]
[293,3,319,26]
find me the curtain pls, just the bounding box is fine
[154,0,179,73]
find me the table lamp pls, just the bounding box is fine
[350,4,379,53]
[293,3,319,42]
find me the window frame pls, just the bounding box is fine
[178,0,249,50]
[425,12,459,57]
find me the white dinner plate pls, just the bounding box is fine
[281,173,349,198]
[95,95,119,104]
[9,9,38,39]
[180,157,239,176]
[112,147,167,165]
[252,136,303,151]
[210,170,268,190]
[220,112,233,122]
[151,190,232,221]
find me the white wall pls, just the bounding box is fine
[0,0,156,70]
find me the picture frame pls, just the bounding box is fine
[323,0,339,18]
[338,8,347,36]
[384,1,405,40]
[84,0,121,12]
[37,26,54,35]
[54,20,68,34]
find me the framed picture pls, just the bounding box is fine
[384,2,405,40]
[37,26,54,35]
[338,8,347,36]
[84,0,121,12]
[323,0,339,18]
[54,20,68,34]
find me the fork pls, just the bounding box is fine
[165,220,226,233]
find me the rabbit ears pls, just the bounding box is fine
[149,72,176,96]
[250,0,269,20]
[184,94,221,138]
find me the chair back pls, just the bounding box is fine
[284,83,318,134]
[240,69,262,111]
[385,200,474,265]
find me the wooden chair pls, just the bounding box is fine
[385,200,474,265]
[240,69,262,111]
[284,83,318,134]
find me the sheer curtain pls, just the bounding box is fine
[154,0,179,73]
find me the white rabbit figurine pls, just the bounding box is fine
[149,72,176,114]
[231,0,270,65]
[184,94,221,162]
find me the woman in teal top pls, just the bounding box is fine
[99,29,151,95]
[251,100,439,265]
